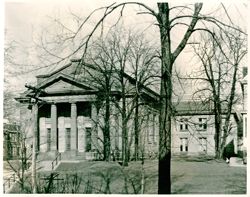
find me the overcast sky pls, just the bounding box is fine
[3,0,249,93]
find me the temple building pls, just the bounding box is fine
[16,59,160,162]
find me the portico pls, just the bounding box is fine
[38,96,98,160]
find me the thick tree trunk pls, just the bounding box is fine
[121,74,129,166]
[214,101,222,158]
[157,3,172,194]
[219,64,238,158]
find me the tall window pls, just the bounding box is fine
[180,118,188,132]
[47,128,51,151]
[65,128,71,151]
[153,114,157,143]
[85,128,92,152]
[199,137,207,152]
[180,138,188,152]
[198,118,207,130]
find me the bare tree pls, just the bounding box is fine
[190,27,247,158]
[82,28,159,164]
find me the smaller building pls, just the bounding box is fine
[172,101,239,157]
[3,122,21,160]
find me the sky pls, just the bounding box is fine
[3,0,249,94]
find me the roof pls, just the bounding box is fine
[17,59,160,102]
[174,101,237,116]
[174,101,213,115]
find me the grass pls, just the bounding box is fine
[171,158,246,194]
[7,157,246,194]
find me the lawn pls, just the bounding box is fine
[8,157,246,194]
[171,157,246,194]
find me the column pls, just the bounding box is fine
[77,116,85,152]
[91,103,98,150]
[71,103,77,150]
[51,103,57,151]
[58,117,65,152]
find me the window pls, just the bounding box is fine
[85,128,92,152]
[180,138,188,152]
[65,128,71,151]
[198,118,207,130]
[199,137,207,152]
[16,147,20,157]
[180,119,188,132]
[47,128,51,151]
[9,146,13,158]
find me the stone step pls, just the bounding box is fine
[229,157,246,167]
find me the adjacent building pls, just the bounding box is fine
[171,102,239,156]
[3,121,21,160]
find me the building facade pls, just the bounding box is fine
[16,59,160,161]
[3,122,21,160]
[171,102,239,157]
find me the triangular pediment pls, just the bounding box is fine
[39,74,96,95]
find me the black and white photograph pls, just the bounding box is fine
[3,0,248,194]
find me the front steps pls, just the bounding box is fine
[229,157,246,167]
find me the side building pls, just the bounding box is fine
[171,101,239,157]
[3,121,21,160]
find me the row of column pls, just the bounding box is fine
[50,103,79,151]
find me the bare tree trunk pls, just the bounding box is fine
[103,95,111,161]
[156,3,202,193]
[134,95,139,161]
[214,101,222,158]
[121,100,129,166]
[219,63,239,158]
[103,76,111,161]
[157,3,172,194]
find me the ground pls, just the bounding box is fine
[171,157,246,194]
[5,157,246,194]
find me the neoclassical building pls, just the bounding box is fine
[16,59,160,161]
